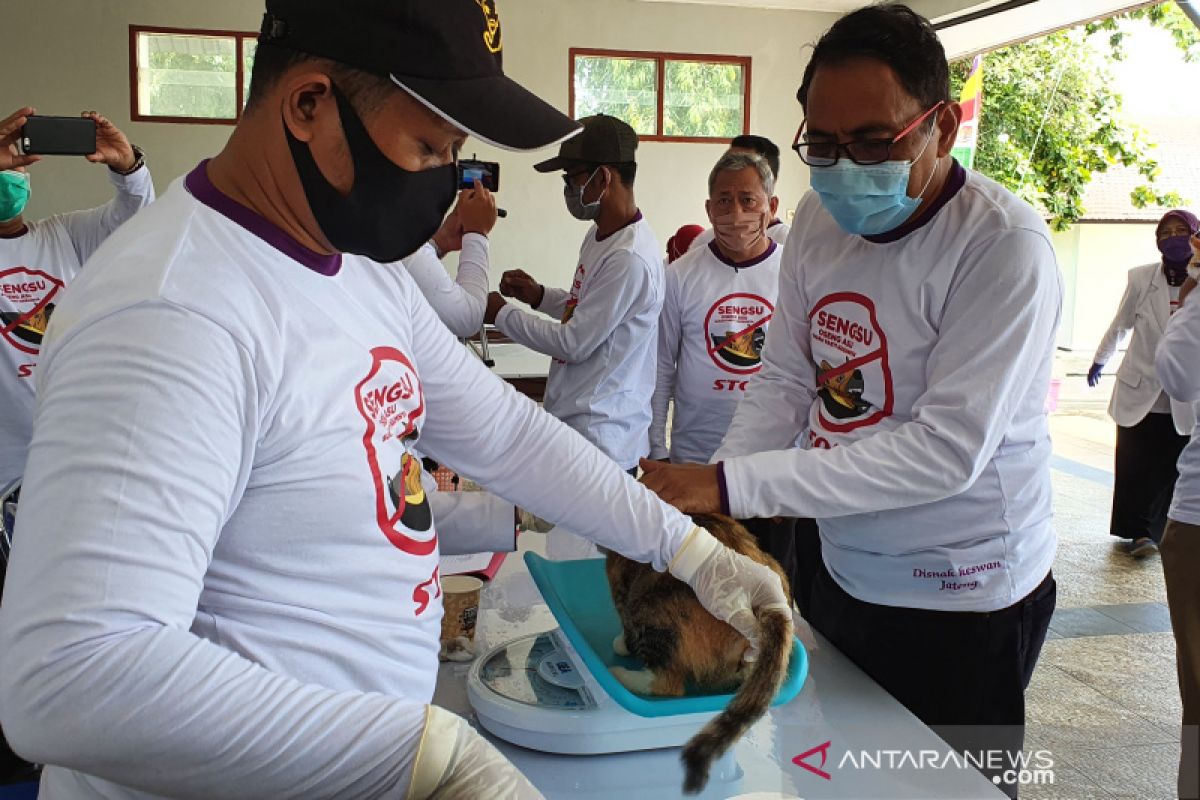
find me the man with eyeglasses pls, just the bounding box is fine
[641,4,1061,792]
[486,115,663,480]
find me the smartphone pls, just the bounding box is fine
[458,158,500,192]
[20,116,97,156]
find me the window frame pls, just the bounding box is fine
[568,48,752,144]
[129,24,260,125]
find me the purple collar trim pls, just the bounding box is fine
[184,160,342,276]
[864,159,967,244]
[596,210,644,243]
[0,225,29,239]
[707,239,778,269]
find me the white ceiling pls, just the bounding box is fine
[634,0,1158,57]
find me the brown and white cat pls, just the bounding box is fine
[605,513,794,794]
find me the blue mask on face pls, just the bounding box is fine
[809,125,938,236]
[0,171,30,223]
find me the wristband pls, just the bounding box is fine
[111,144,145,176]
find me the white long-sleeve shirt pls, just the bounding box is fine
[714,164,1062,612]
[650,241,782,463]
[403,235,517,533]
[424,471,515,556]
[400,234,490,338]
[0,164,694,799]
[1092,263,1194,433]
[495,214,663,469]
[0,164,155,487]
[1157,288,1200,526]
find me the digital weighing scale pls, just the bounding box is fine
[467,553,808,755]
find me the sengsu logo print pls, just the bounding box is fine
[705,293,774,375]
[354,346,436,555]
[810,293,894,433]
[560,263,585,325]
[818,358,871,419]
[0,267,64,356]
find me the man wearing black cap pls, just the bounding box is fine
[486,114,664,477]
[0,3,789,798]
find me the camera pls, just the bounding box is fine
[457,158,500,192]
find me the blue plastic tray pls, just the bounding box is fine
[524,552,808,718]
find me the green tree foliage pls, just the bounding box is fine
[575,55,746,138]
[1089,2,1200,62]
[951,3,1189,231]
[663,61,744,138]
[575,56,658,135]
[140,35,237,119]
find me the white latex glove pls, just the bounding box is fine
[668,525,791,662]
[407,706,543,800]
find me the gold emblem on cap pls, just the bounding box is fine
[475,0,502,54]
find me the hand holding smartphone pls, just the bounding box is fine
[19,115,97,156]
[0,108,41,171]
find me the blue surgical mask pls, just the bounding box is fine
[564,168,605,221]
[809,125,938,236]
[0,171,30,223]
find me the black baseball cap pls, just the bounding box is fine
[259,0,581,152]
[533,114,638,172]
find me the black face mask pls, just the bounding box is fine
[285,83,457,263]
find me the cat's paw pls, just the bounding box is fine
[611,665,656,695]
[613,633,630,656]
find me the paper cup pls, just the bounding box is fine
[441,575,483,642]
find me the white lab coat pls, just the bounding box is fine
[1094,262,1195,434]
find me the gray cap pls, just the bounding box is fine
[533,114,638,172]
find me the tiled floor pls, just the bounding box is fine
[1025,366,1184,800]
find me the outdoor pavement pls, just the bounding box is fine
[1022,352,1183,799]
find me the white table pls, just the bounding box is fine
[480,341,552,380]
[434,533,1008,800]
[465,339,551,401]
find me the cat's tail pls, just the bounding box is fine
[680,605,793,794]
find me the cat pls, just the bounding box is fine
[605,513,794,794]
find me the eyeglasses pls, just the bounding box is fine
[792,101,944,167]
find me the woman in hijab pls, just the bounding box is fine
[1089,209,1199,558]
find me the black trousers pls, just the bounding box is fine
[0,734,37,785]
[808,565,1056,798]
[1112,412,1189,543]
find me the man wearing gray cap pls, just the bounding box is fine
[0,2,788,798]
[487,114,664,476]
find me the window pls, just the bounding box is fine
[570,49,751,142]
[130,26,260,124]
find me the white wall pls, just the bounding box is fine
[1,0,261,221]
[1051,222,1159,352]
[1,0,833,291]
[464,0,833,289]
